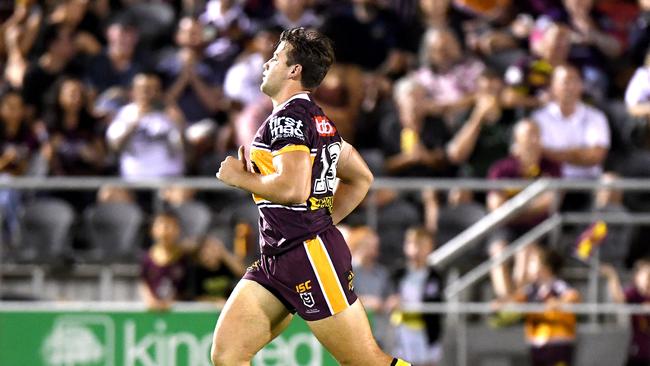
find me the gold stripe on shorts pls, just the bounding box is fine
[395,360,411,366]
[304,236,349,315]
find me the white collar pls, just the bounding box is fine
[548,101,584,121]
[272,93,310,115]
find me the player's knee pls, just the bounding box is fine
[210,342,250,366]
[335,347,389,366]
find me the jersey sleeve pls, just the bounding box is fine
[267,109,313,157]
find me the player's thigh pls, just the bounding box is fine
[306,299,392,366]
[212,279,292,359]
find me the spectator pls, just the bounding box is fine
[106,72,185,179]
[414,27,485,121]
[427,188,487,267]
[200,0,251,37]
[269,0,321,30]
[349,226,390,313]
[0,88,43,177]
[625,49,650,119]
[96,184,134,203]
[44,0,103,57]
[531,64,610,180]
[561,0,623,61]
[21,25,77,118]
[313,61,365,144]
[189,235,244,304]
[140,210,192,311]
[503,22,571,109]
[0,88,43,246]
[405,0,465,54]
[446,68,517,178]
[486,119,561,297]
[44,77,106,176]
[386,227,443,366]
[223,25,281,107]
[0,0,42,89]
[157,16,226,124]
[602,259,650,366]
[496,244,581,366]
[232,97,273,157]
[319,0,409,75]
[380,76,452,177]
[530,0,622,101]
[592,172,634,269]
[85,13,142,95]
[456,1,521,57]
[628,0,650,66]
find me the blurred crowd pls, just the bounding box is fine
[3,0,650,364]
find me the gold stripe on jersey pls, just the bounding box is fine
[250,147,274,204]
[271,144,310,157]
[250,148,275,175]
[304,236,349,315]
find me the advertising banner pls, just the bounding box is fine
[0,309,338,366]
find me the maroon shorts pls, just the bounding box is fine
[243,226,358,321]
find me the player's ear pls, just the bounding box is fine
[289,64,302,79]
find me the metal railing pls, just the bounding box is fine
[1,176,650,366]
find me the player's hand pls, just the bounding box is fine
[216,146,248,187]
[600,264,618,279]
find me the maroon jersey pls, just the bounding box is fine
[250,94,342,256]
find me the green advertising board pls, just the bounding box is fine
[0,309,338,366]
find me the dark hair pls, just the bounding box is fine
[279,27,334,89]
[634,258,650,273]
[43,77,96,133]
[41,24,67,52]
[480,67,501,80]
[154,209,180,224]
[537,246,563,275]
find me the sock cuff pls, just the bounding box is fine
[391,358,411,366]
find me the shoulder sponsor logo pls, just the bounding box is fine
[314,116,336,136]
[269,116,305,141]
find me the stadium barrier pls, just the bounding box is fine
[0,302,337,366]
[3,177,650,366]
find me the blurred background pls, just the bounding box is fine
[1,0,650,365]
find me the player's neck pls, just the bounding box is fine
[271,87,311,109]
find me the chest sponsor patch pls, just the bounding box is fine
[269,116,305,142]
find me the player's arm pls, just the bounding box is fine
[331,141,373,225]
[542,146,607,167]
[217,146,311,205]
[601,264,625,303]
[139,282,171,311]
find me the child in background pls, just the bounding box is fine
[349,226,390,312]
[386,227,444,366]
[498,244,581,366]
[602,259,650,366]
[139,211,191,311]
[190,235,244,305]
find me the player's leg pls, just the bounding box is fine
[211,279,292,366]
[307,299,410,366]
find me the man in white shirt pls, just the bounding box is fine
[531,64,610,179]
[223,26,281,107]
[106,73,185,179]
[624,50,650,118]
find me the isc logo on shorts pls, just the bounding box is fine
[295,280,316,308]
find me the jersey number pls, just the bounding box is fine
[313,142,341,195]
